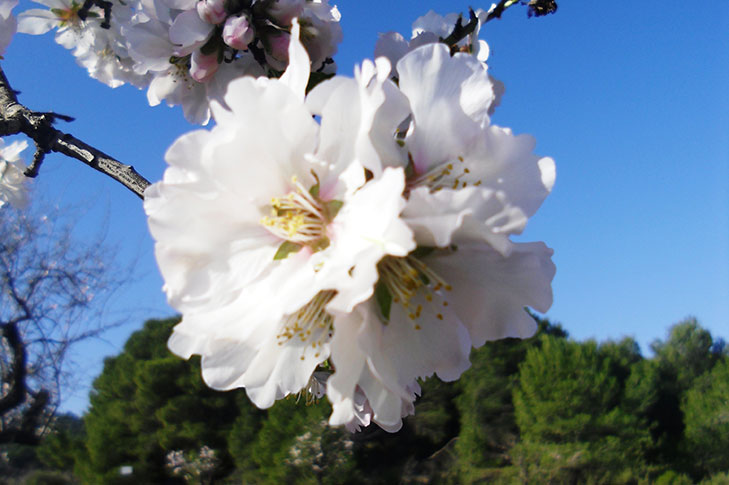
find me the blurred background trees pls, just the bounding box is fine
[2,314,726,484]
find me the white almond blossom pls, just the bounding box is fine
[375,9,505,114]
[146,26,414,408]
[0,0,17,56]
[326,240,555,429]
[17,0,147,88]
[392,43,555,255]
[313,42,555,430]
[16,0,341,122]
[147,15,556,432]
[116,0,341,123]
[0,139,30,209]
[18,0,100,53]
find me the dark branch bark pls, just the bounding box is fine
[0,320,49,444]
[0,322,27,416]
[0,64,151,199]
[485,0,516,22]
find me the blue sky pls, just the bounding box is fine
[2,1,728,415]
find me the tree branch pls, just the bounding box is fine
[0,64,151,199]
[0,322,28,416]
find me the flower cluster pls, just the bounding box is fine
[165,446,219,483]
[0,139,30,209]
[145,18,556,432]
[17,0,341,123]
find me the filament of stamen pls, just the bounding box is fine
[261,176,327,244]
[408,154,482,193]
[276,290,336,351]
[377,255,452,327]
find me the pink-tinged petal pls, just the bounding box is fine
[196,0,226,25]
[190,49,219,83]
[222,14,254,50]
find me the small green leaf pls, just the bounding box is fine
[374,281,392,322]
[310,236,330,252]
[325,200,344,219]
[273,241,302,260]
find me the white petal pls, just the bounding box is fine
[427,242,555,346]
[17,10,57,35]
[279,18,310,102]
[322,167,415,313]
[397,43,493,174]
[373,31,408,69]
[169,9,212,47]
[403,185,527,255]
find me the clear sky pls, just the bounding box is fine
[2,1,728,415]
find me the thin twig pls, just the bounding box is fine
[0,64,151,199]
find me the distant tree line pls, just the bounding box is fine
[1,315,727,484]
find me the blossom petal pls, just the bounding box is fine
[397,43,493,174]
[17,9,58,35]
[426,242,555,346]
[169,9,213,47]
[279,18,310,102]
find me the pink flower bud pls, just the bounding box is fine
[190,49,219,83]
[222,14,254,50]
[266,31,290,62]
[196,0,226,25]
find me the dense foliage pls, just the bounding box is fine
[6,316,726,484]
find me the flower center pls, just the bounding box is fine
[376,254,452,327]
[51,1,89,28]
[262,176,342,258]
[277,290,336,360]
[407,153,482,193]
[168,56,195,86]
